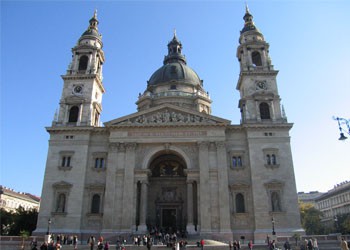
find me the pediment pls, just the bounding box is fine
[104,104,230,127]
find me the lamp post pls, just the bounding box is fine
[333,117,350,140]
[46,218,51,235]
[334,215,338,233]
[272,217,276,235]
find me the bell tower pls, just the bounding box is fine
[236,6,286,124]
[54,10,105,127]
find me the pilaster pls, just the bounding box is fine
[121,143,137,232]
[215,141,232,233]
[102,143,118,231]
[198,141,211,233]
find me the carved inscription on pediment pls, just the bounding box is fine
[115,109,217,125]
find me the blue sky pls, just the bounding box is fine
[1,0,349,197]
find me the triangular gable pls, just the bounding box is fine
[104,104,230,127]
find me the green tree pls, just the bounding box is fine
[6,206,38,236]
[299,202,325,235]
[336,213,350,234]
[0,208,15,235]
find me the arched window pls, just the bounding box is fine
[260,102,271,119]
[235,193,245,213]
[56,193,66,213]
[252,51,262,66]
[91,194,100,214]
[266,154,271,165]
[271,154,277,165]
[78,55,89,71]
[68,106,79,123]
[271,191,281,212]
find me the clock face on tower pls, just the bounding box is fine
[73,85,83,94]
[256,81,267,90]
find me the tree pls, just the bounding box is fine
[0,208,15,235]
[1,206,38,236]
[336,213,350,235]
[299,201,325,235]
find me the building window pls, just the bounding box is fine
[260,102,271,119]
[56,193,66,213]
[94,158,105,169]
[271,191,282,212]
[266,154,277,165]
[78,55,89,71]
[252,51,262,66]
[170,85,177,90]
[61,156,71,167]
[232,156,243,167]
[91,194,101,214]
[68,106,79,123]
[235,193,245,213]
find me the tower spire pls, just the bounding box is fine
[163,31,186,65]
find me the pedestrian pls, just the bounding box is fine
[40,242,48,250]
[313,238,319,250]
[147,236,152,250]
[283,240,291,250]
[341,238,349,250]
[200,239,205,250]
[307,238,313,250]
[87,235,95,250]
[248,240,253,250]
[269,240,276,250]
[229,241,233,250]
[104,241,110,250]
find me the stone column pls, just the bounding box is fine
[138,180,148,232]
[121,143,137,232]
[114,143,126,230]
[216,142,231,233]
[186,180,196,234]
[270,100,276,121]
[102,143,118,232]
[256,101,261,121]
[198,141,211,233]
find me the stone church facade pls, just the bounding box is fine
[35,8,302,242]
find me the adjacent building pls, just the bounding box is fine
[0,186,40,212]
[298,191,324,206]
[35,7,302,242]
[315,181,350,228]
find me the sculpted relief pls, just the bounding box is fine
[115,109,217,125]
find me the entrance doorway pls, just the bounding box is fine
[162,208,177,230]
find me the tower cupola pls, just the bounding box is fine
[136,32,212,113]
[163,31,186,65]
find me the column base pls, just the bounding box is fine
[186,224,196,234]
[137,224,148,233]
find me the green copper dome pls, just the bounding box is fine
[148,32,202,87]
[148,62,202,87]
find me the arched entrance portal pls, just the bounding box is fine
[147,154,187,234]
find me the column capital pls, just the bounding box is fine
[197,141,209,150]
[126,142,137,151]
[215,141,226,149]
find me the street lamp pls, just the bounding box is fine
[46,218,51,235]
[272,217,276,235]
[333,117,350,141]
[334,215,338,232]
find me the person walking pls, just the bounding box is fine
[283,240,291,250]
[87,235,95,250]
[248,240,253,250]
[200,239,205,250]
[312,238,319,250]
[341,238,349,250]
